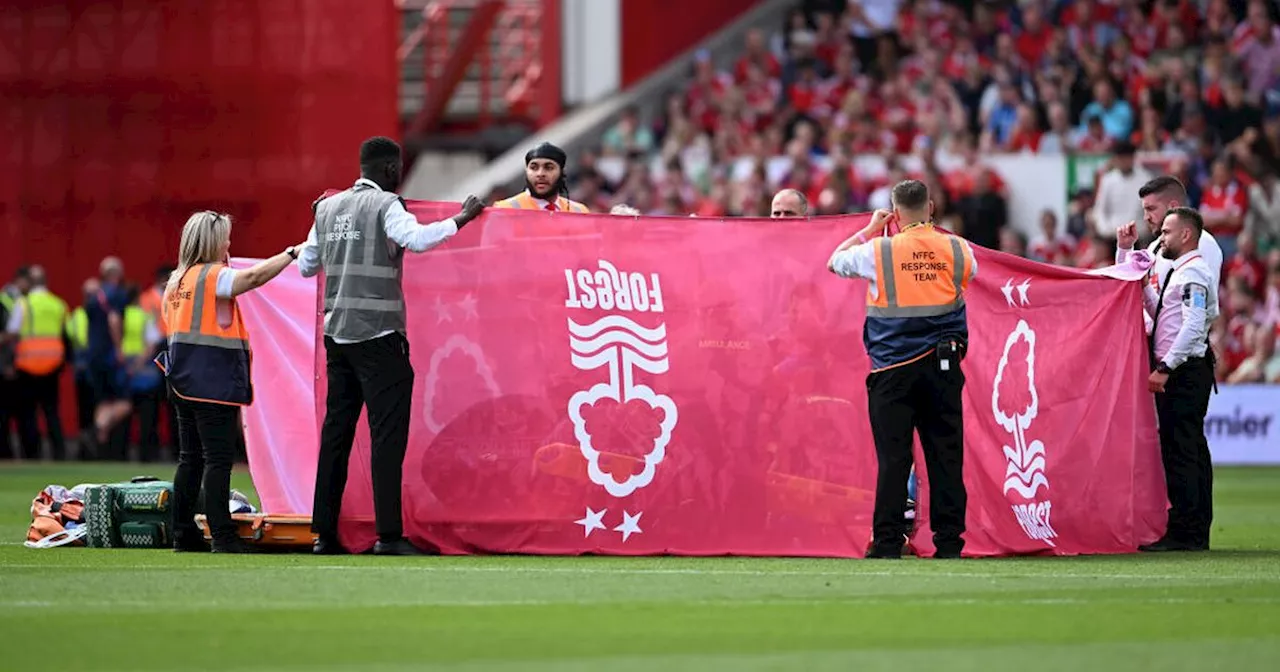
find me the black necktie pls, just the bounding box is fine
[1149,267,1175,368]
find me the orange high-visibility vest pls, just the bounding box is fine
[494,191,590,213]
[862,225,974,371]
[867,225,973,318]
[495,191,591,238]
[156,263,253,406]
[139,284,168,337]
[15,289,68,376]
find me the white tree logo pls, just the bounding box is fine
[566,314,678,497]
[991,319,1048,499]
[563,259,676,542]
[421,295,501,434]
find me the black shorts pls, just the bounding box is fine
[87,361,124,402]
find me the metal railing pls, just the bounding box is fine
[397,0,558,135]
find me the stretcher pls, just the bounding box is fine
[194,513,317,550]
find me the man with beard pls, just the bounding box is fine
[1116,175,1223,291]
[1140,206,1216,553]
[495,142,591,212]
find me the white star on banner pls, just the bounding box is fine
[433,296,452,324]
[1015,279,1031,306]
[1001,278,1016,308]
[614,511,643,542]
[458,293,479,321]
[575,507,607,538]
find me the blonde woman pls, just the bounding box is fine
[157,211,303,553]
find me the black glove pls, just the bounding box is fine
[454,195,486,229]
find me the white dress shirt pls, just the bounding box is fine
[297,178,458,344]
[829,230,979,296]
[1117,229,1223,322]
[1144,249,1214,370]
[1092,167,1154,238]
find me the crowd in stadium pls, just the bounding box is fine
[4,0,1280,464]
[567,0,1280,383]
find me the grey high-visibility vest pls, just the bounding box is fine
[314,183,407,342]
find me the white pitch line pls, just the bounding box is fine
[2,595,1277,611]
[0,563,1274,583]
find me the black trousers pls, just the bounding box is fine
[313,332,414,541]
[16,371,65,460]
[74,373,96,459]
[164,384,182,459]
[866,349,967,554]
[1154,356,1214,546]
[130,387,162,462]
[0,374,17,459]
[170,391,240,545]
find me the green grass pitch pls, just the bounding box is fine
[1,462,1277,671]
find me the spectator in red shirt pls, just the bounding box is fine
[999,228,1028,258]
[788,60,821,117]
[1030,209,1074,266]
[1200,158,1249,257]
[1217,276,1261,379]
[1015,4,1052,66]
[1004,103,1043,153]
[735,28,781,83]
[1225,232,1268,296]
[1133,104,1170,152]
[1075,116,1115,153]
[1077,233,1116,270]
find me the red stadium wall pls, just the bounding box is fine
[619,0,761,86]
[0,0,399,436]
[0,0,399,302]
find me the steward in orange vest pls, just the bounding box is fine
[157,210,301,554]
[14,285,68,376]
[827,180,977,561]
[157,263,253,406]
[139,267,171,339]
[863,224,975,372]
[494,142,590,213]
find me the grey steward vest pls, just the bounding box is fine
[314,183,407,342]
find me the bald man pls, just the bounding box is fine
[771,189,808,218]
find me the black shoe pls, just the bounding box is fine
[211,538,260,554]
[372,538,431,556]
[933,548,963,559]
[1139,536,1203,552]
[173,537,211,553]
[866,539,904,559]
[313,536,349,555]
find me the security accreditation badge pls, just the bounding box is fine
[1182,282,1208,310]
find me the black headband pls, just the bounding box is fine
[525,142,567,168]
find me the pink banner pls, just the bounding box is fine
[235,203,1166,557]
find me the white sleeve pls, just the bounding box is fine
[382,200,458,253]
[298,224,321,279]
[1091,178,1110,234]
[1115,245,1131,266]
[143,319,162,347]
[964,240,978,280]
[215,269,238,299]
[1162,266,1213,370]
[1199,230,1223,287]
[5,302,21,334]
[829,241,879,281]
